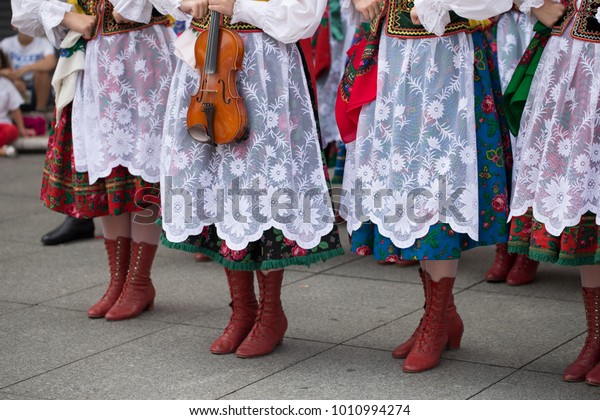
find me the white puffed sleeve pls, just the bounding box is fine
[10,0,73,48]
[340,0,366,25]
[109,0,154,23]
[597,8,600,24]
[414,0,513,36]
[231,0,328,44]
[150,0,189,21]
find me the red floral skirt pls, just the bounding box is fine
[509,209,600,266]
[41,104,160,219]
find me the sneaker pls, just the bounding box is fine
[0,145,18,157]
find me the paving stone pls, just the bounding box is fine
[471,263,582,302]
[4,325,334,399]
[524,335,586,375]
[443,291,585,368]
[346,290,585,369]
[0,195,47,223]
[0,306,168,388]
[41,259,308,324]
[0,301,31,317]
[186,274,425,344]
[0,240,46,263]
[0,154,45,198]
[0,392,41,400]
[222,345,514,400]
[0,244,107,304]
[471,370,600,399]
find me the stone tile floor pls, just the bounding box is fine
[0,154,598,399]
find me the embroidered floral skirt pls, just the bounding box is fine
[41,104,160,218]
[346,31,512,260]
[509,210,600,266]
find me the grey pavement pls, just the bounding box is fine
[0,154,599,400]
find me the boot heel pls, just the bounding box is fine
[147,300,155,311]
[446,333,462,350]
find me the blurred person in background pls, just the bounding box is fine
[0,28,57,112]
[0,49,36,157]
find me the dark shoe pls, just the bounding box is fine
[41,216,95,245]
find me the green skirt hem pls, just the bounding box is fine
[509,243,599,266]
[161,236,345,271]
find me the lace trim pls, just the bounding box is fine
[519,0,544,15]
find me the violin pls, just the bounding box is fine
[187,11,248,145]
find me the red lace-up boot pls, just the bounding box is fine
[563,287,600,382]
[88,237,131,318]
[484,243,517,282]
[235,270,288,358]
[506,255,539,286]
[105,241,157,321]
[403,276,456,373]
[211,269,258,354]
[392,270,463,359]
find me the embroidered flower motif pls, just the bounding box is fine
[269,163,287,183]
[230,158,246,177]
[427,100,444,120]
[542,176,572,219]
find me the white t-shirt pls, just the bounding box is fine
[0,35,55,83]
[0,77,24,125]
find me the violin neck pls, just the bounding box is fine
[205,10,221,75]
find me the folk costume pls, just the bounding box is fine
[12,0,176,320]
[316,0,355,147]
[339,0,513,372]
[507,0,600,385]
[484,4,540,285]
[155,0,343,358]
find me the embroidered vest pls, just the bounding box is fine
[552,0,600,42]
[190,0,271,33]
[77,0,170,39]
[385,0,486,38]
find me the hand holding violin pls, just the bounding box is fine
[180,0,210,19]
[208,0,236,17]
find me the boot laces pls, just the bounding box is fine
[415,290,444,352]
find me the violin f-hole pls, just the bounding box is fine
[218,79,231,104]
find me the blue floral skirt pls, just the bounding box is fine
[349,31,512,261]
